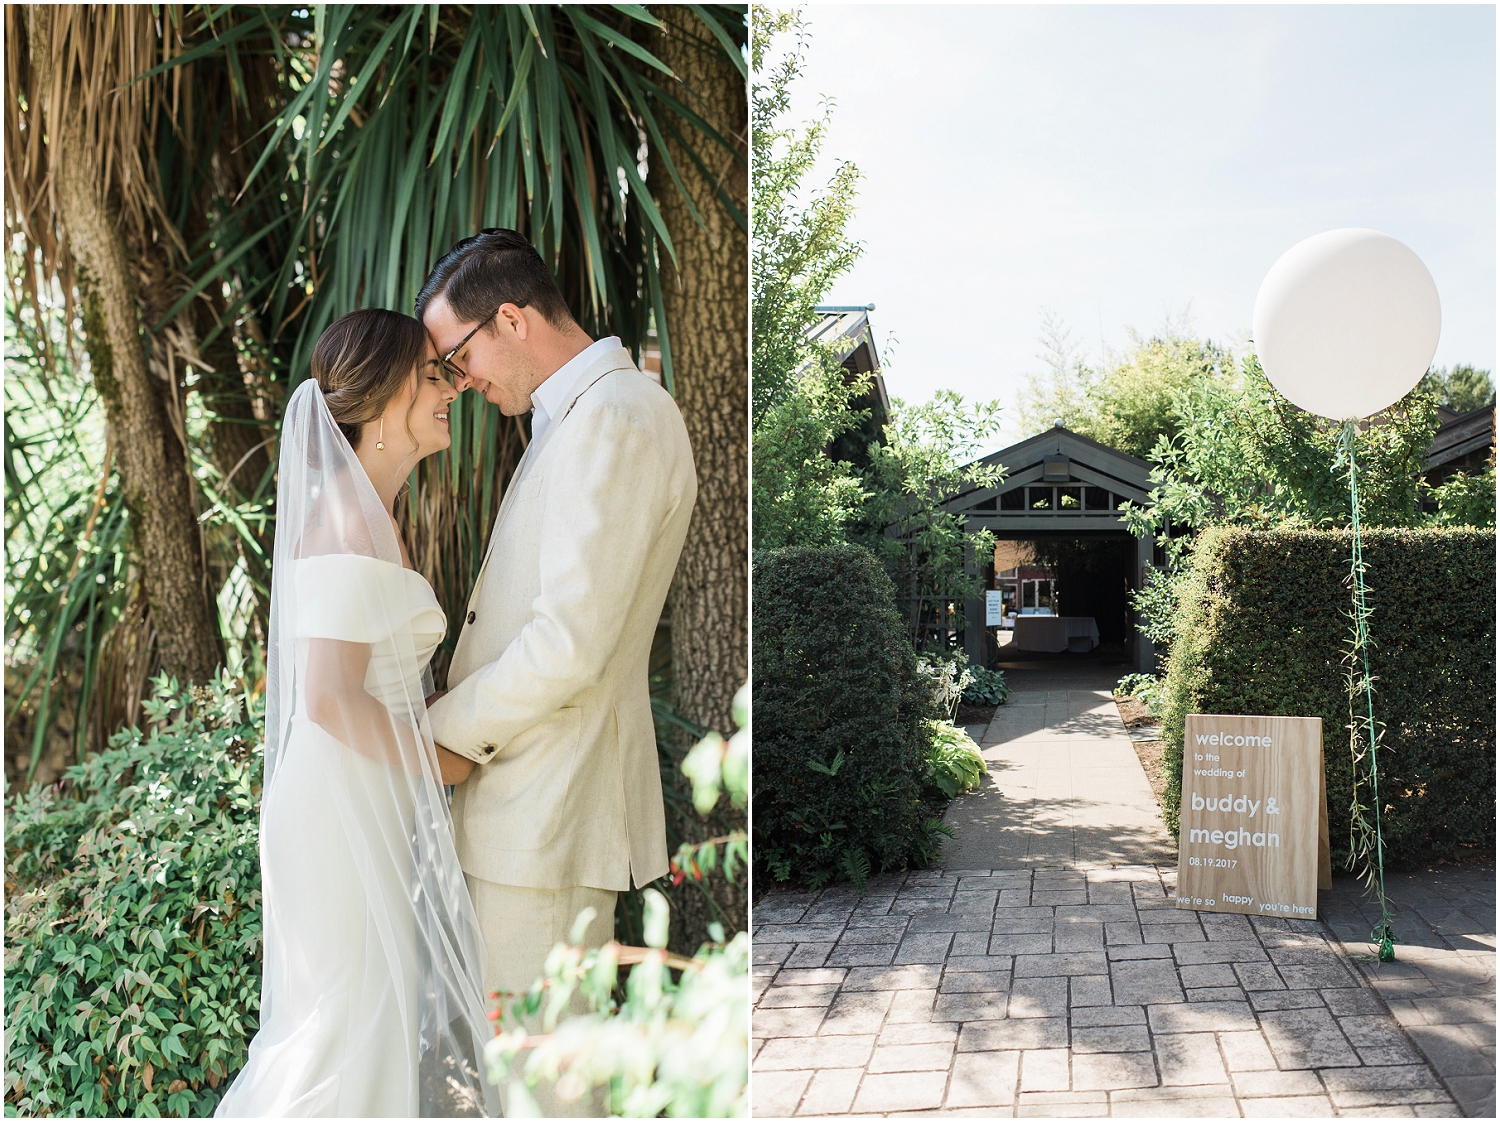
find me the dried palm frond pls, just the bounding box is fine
[5,6,187,320]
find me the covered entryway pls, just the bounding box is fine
[944,423,1159,673]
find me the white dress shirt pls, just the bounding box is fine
[529,336,623,449]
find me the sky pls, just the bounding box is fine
[780,4,1497,444]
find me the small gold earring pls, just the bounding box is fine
[376,417,385,451]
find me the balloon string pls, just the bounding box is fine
[1337,420,1396,963]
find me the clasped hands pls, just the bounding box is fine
[424,690,476,786]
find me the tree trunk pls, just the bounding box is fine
[651,7,749,948]
[36,7,222,685]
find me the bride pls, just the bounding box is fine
[217,309,497,1117]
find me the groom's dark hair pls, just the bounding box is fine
[414,228,574,330]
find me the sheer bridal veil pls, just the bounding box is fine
[227,379,496,1116]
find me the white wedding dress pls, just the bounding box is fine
[217,383,497,1117]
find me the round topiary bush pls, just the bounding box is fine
[752,544,943,889]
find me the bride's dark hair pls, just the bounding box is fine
[310,309,428,449]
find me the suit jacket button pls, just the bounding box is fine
[467,611,476,624]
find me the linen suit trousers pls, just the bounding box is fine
[467,876,617,1117]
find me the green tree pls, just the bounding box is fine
[1121,355,1442,652]
[1083,332,1239,460]
[1014,311,1097,437]
[1418,363,1495,414]
[750,7,867,549]
[649,4,751,952]
[1017,311,1239,459]
[1122,356,1439,562]
[859,391,1005,649]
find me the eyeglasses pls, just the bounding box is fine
[440,301,527,379]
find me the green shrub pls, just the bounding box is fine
[5,674,263,1117]
[1126,564,1184,654]
[922,721,988,800]
[1429,464,1496,528]
[962,665,1010,708]
[1115,673,1163,718]
[1160,527,1495,866]
[752,544,945,889]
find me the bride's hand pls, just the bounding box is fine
[435,744,475,785]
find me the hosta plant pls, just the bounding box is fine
[915,651,974,723]
[922,720,988,801]
[961,665,1010,708]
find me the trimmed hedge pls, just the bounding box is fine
[1160,527,1495,866]
[753,544,943,888]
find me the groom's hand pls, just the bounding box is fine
[425,689,448,707]
[435,743,475,785]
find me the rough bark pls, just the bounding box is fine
[651,7,749,948]
[36,7,221,684]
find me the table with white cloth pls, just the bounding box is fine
[1012,615,1100,653]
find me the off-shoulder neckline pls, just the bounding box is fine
[295,553,423,576]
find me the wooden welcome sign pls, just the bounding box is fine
[1177,715,1331,919]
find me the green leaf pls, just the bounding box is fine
[688,5,748,80]
[806,749,845,777]
[127,13,270,84]
[566,8,674,76]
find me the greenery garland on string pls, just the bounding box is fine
[1334,421,1397,962]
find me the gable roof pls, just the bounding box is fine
[810,305,892,421]
[949,424,1154,506]
[1426,404,1495,472]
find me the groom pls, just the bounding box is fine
[418,230,697,1111]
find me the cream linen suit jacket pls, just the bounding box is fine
[427,347,696,892]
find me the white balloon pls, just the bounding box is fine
[1252,228,1440,420]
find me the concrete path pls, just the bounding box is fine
[940,685,1173,871]
[1324,866,1496,1117]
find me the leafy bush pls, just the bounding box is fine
[1115,673,1163,718]
[1159,528,1494,866]
[962,665,1010,708]
[1127,565,1185,655]
[671,683,751,893]
[753,544,946,889]
[489,687,750,1117]
[490,895,748,1118]
[922,721,988,800]
[5,674,263,1117]
[1429,464,1496,529]
[856,391,1004,650]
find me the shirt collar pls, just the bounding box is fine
[530,336,622,424]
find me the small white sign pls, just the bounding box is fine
[985,590,1004,626]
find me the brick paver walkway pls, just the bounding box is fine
[752,684,1477,1117]
[752,866,1461,1117]
[1325,866,1496,1117]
